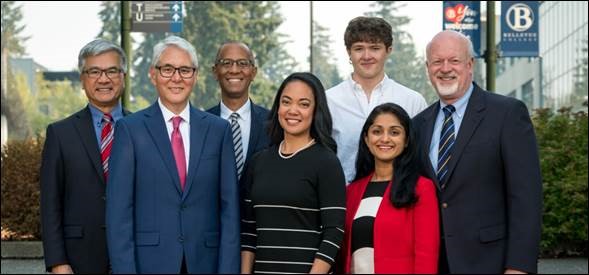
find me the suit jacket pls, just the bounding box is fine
[341,174,439,274]
[412,83,542,273]
[40,106,129,273]
[206,100,270,167]
[106,103,240,273]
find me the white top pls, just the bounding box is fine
[220,98,252,157]
[158,98,190,167]
[326,74,427,183]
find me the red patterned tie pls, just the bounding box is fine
[171,116,186,190]
[100,113,114,181]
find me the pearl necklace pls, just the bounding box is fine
[278,139,316,159]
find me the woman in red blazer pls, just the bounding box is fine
[340,103,439,274]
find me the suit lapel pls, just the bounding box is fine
[183,106,209,200]
[73,107,104,183]
[144,103,183,195]
[442,84,486,187]
[419,103,441,191]
[247,102,263,160]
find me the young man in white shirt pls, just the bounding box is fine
[326,16,427,183]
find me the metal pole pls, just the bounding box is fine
[485,1,496,92]
[310,1,313,73]
[121,1,132,109]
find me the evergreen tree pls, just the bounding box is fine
[2,1,31,139]
[133,33,166,103]
[311,21,342,90]
[366,1,437,104]
[96,1,121,44]
[1,1,28,56]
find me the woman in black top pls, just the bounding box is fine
[241,72,346,274]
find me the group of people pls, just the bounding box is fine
[40,16,542,274]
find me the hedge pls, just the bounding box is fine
[1,108,587,257]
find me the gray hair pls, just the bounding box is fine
[78,39,127,73]
[151,35,199,69]
[426,30,476,61]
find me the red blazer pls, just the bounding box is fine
[341,174,440,274]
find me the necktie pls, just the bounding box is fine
[437,105,456,186]
[230,113,244,179]
[100,113,114,181]
[171,116,186,190]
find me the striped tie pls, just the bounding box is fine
[100,113,114,181]
[230,113,244,179]
[437,105,456,186]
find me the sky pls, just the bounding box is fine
[18,1,442,76]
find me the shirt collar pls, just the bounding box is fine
[88,102,123,125]
[347,73,388,94]
[439,82,474,119]
[158,98,190,124]
[220,98,251,121]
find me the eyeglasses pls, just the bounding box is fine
[155,65,197,79]
[83,67,123,79]
[215,59,254,69]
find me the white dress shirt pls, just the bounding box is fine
[158,98,190,167]
[326,74,428,183]
[220,98,252,158]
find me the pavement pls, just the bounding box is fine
[1,241,587,274]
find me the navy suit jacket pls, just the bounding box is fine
[206,100,270,169]
[106,103,240,273]
[40,106,129,273]
[413,83,542,273]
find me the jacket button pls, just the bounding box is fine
[178,236,184,243]
[102,196,106,201]
[442,203,448,209]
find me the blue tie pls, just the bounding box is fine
[437,105,456,186]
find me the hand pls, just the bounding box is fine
[504,268,526,274]
[51,264,73,274]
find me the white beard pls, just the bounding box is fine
[435,81,459,97]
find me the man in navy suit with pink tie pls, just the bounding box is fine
[106,35,239,273]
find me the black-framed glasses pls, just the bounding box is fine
[215,59,254,69]
[83,67,123,79]
[155,65,197,79]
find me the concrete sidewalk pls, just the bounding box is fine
[1,241,587,274]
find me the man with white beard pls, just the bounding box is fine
[412,30,542,274]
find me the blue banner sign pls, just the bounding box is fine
[443,1,482,57]
[131,1,183,33]
[500,1,539,57]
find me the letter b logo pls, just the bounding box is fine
[506,3,534,32]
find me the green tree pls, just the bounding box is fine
[365,1,437,104]
[1,1,28,56]
[133,33,166,103]
[96,1,121,44]
[311,21,342,90]
[2,1,30,139]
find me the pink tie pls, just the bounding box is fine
[171,116,186,190]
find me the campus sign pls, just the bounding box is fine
[500,1,539,57]
[131,1,183,33]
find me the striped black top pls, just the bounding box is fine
[241,143,346,274]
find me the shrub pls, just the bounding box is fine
[1,136,44,240]
[533,107,588,257]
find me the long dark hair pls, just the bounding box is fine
[267,72,337,153]
[354,103,419,208]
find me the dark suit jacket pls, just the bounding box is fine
[106,103,240,273]
[412,83,542,273]
[206,100,270,170]
[40,106,129,273]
